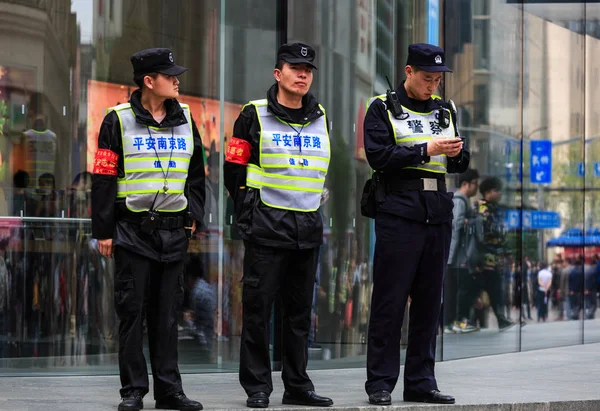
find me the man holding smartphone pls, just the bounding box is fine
[363,43,469,406]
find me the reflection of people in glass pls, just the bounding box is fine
[363,44,467,406]
[309,191,329,349]
[557,257,572,321]
[91,48,205,411]
[536,262,552,322]
[583,255,597,319]
[68,171,93,218]
[38,172,55,190]
[568,256,584,320]
[596,255,600,300]
[71,171,93,190]
[10,170,30,216]
[187,255,216,349]
[203,154,219,229]
[522,258,533,321]
[513,261,532,322]
[472,177,517,331]
[35,172,57,217]
[224,43,333,408]
[0,249,8,358]
[444,168,479,334]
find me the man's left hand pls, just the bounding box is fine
[186,220,197,240]
[445,139,463,158]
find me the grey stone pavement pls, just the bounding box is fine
[0,343,598,411]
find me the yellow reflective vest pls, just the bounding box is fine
[111,103,194,212]
[368,94,455,174]
[245,99,330,212]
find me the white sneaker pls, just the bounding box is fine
[452,320,479,334]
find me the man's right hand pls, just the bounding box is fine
[98,238,114,259]
[426,138,463,157]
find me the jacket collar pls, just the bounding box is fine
[129,89,188,128]
[266,83,323,124]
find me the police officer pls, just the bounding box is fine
[224,43,333,409]
[92,48,205,411]
[363,43,470,405]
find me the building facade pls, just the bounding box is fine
[0,0,598,375]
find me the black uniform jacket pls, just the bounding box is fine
[91,89,206,261]
[364,81,470,224]
[224,83,326,249]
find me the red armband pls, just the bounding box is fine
[225,137,252,165]
[93,149,119,176]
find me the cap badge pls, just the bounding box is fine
[169,52,174,63]
[435,55,442,64]
[301,47,308,57]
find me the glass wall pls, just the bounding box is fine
[0,0,597,376]
[442,0,599,360]
[443,0,523,359]
[584,1,600,345]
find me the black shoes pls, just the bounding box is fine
[246,390,333,408]
[282,390,333,407]
[404,389,455,404]
[368,390,392,405]
[118,391,143,411]
[498,318,516,332]
[155,392,203,410]
[247,392,269,408]
[369,389,454,405]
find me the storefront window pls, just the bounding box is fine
[0,0,597,376]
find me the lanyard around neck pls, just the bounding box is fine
[146,126,175,193]
[284,121,307,153]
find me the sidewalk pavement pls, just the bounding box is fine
[0,343,598,410]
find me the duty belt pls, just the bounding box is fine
[117,209,186,229]
[386,178,446,193]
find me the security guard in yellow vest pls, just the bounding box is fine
[91,48,205,411]
[224,43,333,408]
[364,44,470,406]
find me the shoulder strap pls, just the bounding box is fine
[456,194,469,212]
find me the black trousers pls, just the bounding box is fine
[239,241,318,396]
[366,213,451,396]
[114,246,184,399]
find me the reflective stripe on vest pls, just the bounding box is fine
[245,99,330,212]
[23,129,57,187]
[112,103,194,212]
[368,95,455,174]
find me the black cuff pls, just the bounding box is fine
[416,143,430,165]
[92,226,114,240]
[449,150,463,163]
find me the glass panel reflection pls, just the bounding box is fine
[0,0,596,377]
[520,0,586,351]
[584,1,600,344]
[442,0,522,359]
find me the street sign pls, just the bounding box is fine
[505,210,521,229]
[577,162,585,177]
[530,140,552,184]
[504,210,561,230]
[594,162,600,178]
[523,210,561,229]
